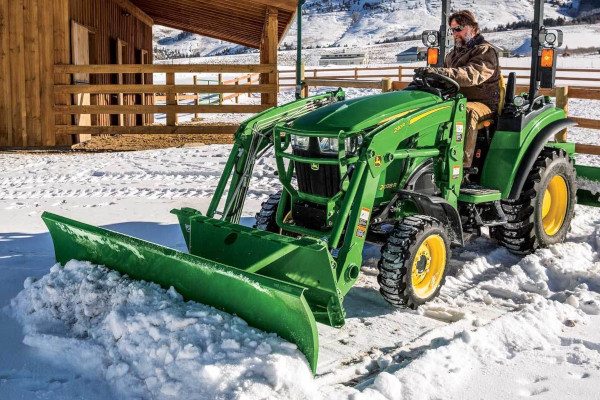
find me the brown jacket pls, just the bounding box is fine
[440,34,501,111]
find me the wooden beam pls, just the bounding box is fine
[113,0,154,26]
[9,0,27,146]
[38,0,54,146]
[24,0,42,146]
[305,79,385,89]
[555,86,568,142]
[55,125,240,135]
[0,0,13,146]
[54,64,276,74]
[260,6,278,106]
[575,143,600,156]
[53,84,277,94]
[166,72,177,125]
[572,117,600,130]
[54,0,71,146]
[53,104,271,114]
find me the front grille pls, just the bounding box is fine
[292,148,340,197]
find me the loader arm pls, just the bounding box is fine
[207,90,345,224]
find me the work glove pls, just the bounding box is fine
[414,67,440,77]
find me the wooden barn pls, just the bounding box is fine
[0,0,297,148]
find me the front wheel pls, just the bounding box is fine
[377,216,450,308]
[492,148,576,254]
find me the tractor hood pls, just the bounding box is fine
[290,90,441,133]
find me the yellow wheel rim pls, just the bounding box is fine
[411,234,446,299]
[541,175,568,236]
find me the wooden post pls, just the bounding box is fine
[24,0,42,146]
[354,67,358,80]
[235,79,239,104]
[53,0,71,146]
[218,73,223,105]
[192,75,201,121]
[247,75,252,99]
[166,72,177,125]
[381,78,392,93]
[0,0,14,147]
[398,66,403,82]
[555,86,568,142]
[260,6,278,106]
[9,0,27,146]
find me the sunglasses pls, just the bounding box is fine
[450,25,465,33]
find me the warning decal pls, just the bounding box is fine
[356,207,371,238]
[455,122,464,142]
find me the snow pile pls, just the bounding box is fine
[6,261,315,400]
[578,177,600,196]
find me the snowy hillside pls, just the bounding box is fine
[153,0,597,58]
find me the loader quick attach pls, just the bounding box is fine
[42,0,600,375]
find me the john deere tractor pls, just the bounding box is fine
[41,0,600,374]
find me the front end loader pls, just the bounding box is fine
[42,0,600,374]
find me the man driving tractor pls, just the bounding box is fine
[417,10,502,169]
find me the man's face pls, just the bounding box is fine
[450,19,472,47]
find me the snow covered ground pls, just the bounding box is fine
[3,78,600,398]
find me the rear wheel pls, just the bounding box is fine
[377,216,450,308]
[492,148,576,254]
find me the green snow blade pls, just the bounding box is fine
[41,212,319,374]
[576,165,600,207]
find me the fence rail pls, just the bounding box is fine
[53,64,276,137]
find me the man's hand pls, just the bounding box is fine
[414,67,440,77]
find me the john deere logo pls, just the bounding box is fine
[374,155,383,167]
[311,163,319,171]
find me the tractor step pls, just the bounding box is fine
[458,184,502,204]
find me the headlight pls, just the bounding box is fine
[318,136,363,155]
[319,137,339,154]
[291,134,309,150]
[345,135,363,154]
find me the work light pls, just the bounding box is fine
[421,30,439,47]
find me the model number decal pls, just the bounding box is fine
[378,183,398,191]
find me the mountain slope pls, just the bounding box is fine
[153,0,593,59]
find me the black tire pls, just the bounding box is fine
[492,148,576,254]
[377,216,451,308]
[253,192,283,232]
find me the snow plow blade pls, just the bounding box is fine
[41,212,320,374]
[576,165,600,207]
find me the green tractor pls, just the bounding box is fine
[42,0,600,374]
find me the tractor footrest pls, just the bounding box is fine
[459,185,501,204]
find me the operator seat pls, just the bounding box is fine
[476,74,506,130]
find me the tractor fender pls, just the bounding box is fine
[508,118,577,199]
[397,190,464,246]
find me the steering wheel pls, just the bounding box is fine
[412,71,460,99]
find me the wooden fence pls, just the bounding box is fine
[51,63,600,153]
[53,64,277,137]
